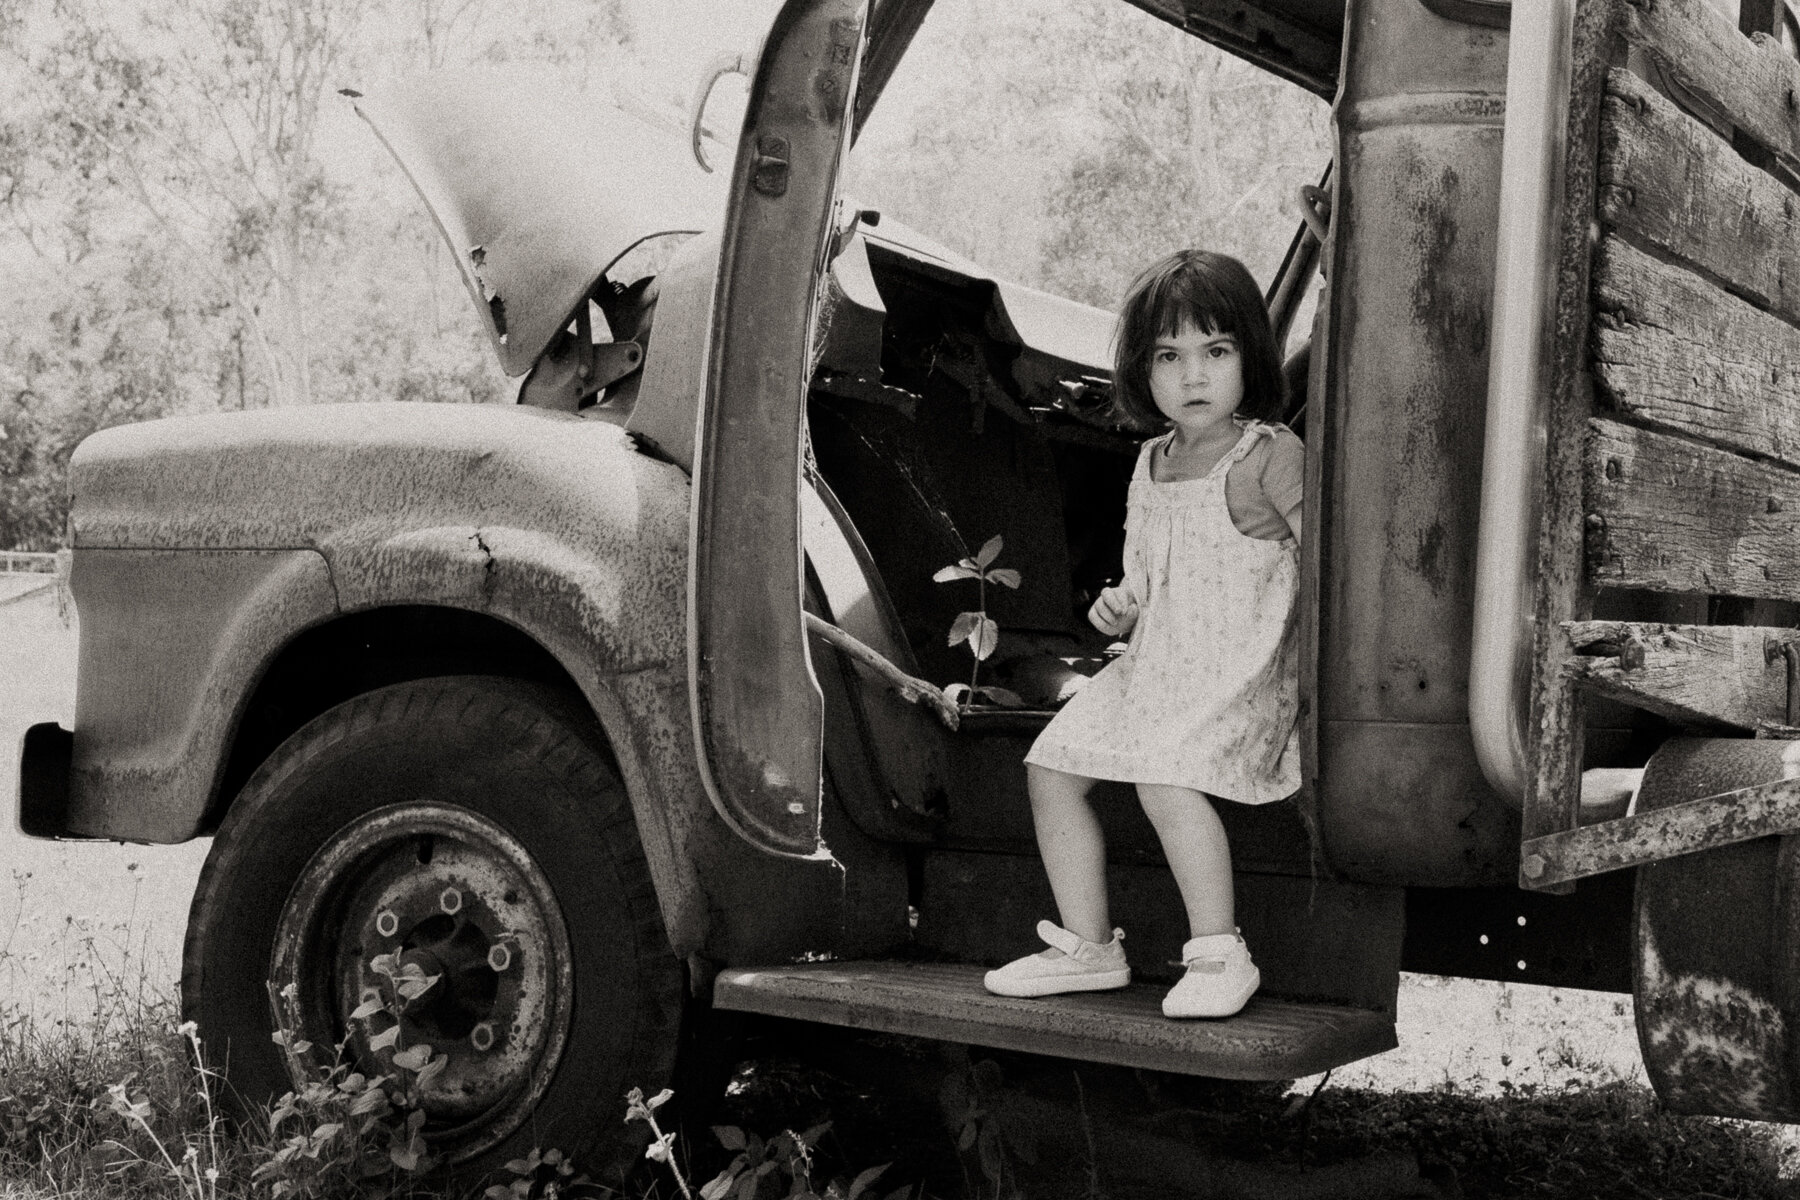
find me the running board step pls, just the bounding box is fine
[713,961,1396,1080]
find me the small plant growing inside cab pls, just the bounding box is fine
[933,534,1023,710]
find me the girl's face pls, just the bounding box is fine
[1147,317,1245,442]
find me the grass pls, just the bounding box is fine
[0,974,229,1199]
[1,939,1799,1200]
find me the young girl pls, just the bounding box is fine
[984,249,1303,1019]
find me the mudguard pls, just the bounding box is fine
[62,402,730,950]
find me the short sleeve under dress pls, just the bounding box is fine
[1023,421,1300,805]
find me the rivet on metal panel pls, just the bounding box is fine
[1522,854,1547,880]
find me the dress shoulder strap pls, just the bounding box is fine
[1220,421,1273,471]
[1133,433,1171,479]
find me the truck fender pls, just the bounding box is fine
[64,548,337,842]
[321,528,713,956]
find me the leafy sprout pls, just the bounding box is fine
[933,534,1023,710]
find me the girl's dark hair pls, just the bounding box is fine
[1110,249,1286,429]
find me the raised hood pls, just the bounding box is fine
[352,72,728,376]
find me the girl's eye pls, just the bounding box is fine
[1208,344,1234,359]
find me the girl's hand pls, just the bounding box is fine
[1088,584,1139,637]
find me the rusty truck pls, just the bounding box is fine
[18,0,1800,1178]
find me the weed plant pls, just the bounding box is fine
[4,869,1797,1200]
[0,877,504,1200]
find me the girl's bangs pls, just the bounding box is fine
[1149,270,1240,341]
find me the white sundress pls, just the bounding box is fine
[1025,421,1301,804]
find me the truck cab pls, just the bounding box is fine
[21,0,1800,1180]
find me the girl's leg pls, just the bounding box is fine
[1136,783,1235,939]
[1027,764,1112,943]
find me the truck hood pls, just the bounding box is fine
[352,72,727,376]
[353,70,1114,385]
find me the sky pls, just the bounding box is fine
[629,0,785,81]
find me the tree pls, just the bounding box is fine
[847,0,1332,308]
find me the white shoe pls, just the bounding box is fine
[1163,932,1259,1018]
[983,920,1130,998]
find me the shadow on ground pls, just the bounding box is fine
[678,1015,1793,1200]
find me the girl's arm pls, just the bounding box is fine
[1262,428,1306,547]
[1090,511,1149,638]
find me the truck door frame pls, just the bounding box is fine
[688,0,872,859]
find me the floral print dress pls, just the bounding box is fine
[1025,421,1300,804]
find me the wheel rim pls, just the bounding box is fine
[271,802,576,1161]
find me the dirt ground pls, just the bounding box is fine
[677,1014,1796,1200]
[3,582,1796,1198]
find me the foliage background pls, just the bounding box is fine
[0,0,1331,549]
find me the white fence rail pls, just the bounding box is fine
[0,551,59,573]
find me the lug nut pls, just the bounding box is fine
[375,910,400,937]
[439,888,463,915]
[487,943,512,972]
[470,1021,496,1052]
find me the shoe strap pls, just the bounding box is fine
[1035,919,1083,956]
[1177,933,1242,964]
[1169,958,1228,974]
[1035,919,1122,956]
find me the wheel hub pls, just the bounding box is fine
[271,803,575,1161]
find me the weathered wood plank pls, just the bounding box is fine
[1520,775,1800,887]
[1598,68,1800,327]
[1564,619,1800,727]
[1526,0,1631,891]
[714,961,1396,1079]
[1622,0,1800,179]
[1592,237,1800,470]
[1586,417,1800,599]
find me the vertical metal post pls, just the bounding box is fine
[1470,0,1577,805]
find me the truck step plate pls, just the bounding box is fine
[712,961,1396,1080]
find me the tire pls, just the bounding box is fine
[182,676,685,1182]
[1633,736,1800,1122]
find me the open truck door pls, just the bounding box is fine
[687,0,870,858]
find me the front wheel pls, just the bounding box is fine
[182,676,684,1181]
